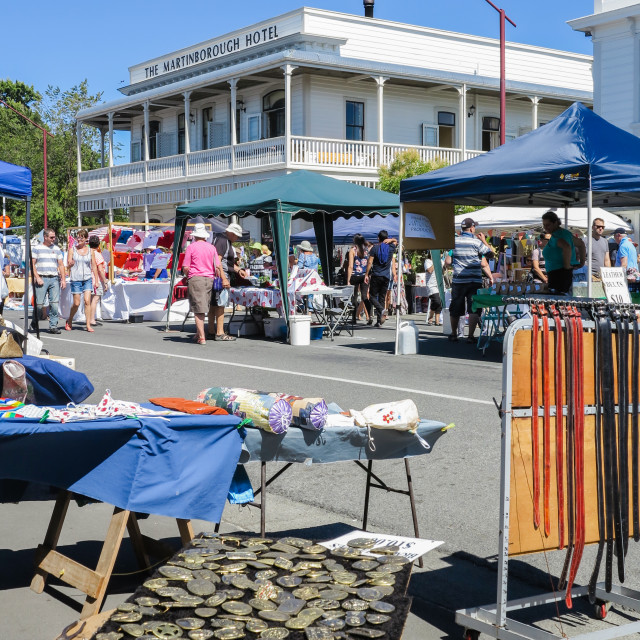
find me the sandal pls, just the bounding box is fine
[216,333,236,341]
[64,321,72,331]
[86,327,94,333]
[197,338,207,345]
[426,320,434,326]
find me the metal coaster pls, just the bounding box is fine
[157,587,188,598]
[276,575,302,588]
[304,576,332,585]
[202,562,222,571]
[136,597,160,607]
[205,593,227,607]
[321,610,346,619]
[368,601,395,613]
[279,537,312,548]
[219,589,245,600]
[318,617,346,631]
[219,563,247,574]
[302,544,328,555]
[245,620,269,633]
[187,579,217,597]
[356,588,383,602]
[139,607,161,617]
[303,628,334,639]
[346,538,377,550]
[373,586,394,597]
[226,551,258,561]
[292,569,310,577]
[152,623,183,638]
[222,601,253,615]
[299,607,323,621]
[255,570,278,581]
[273,557,294,571]
[255,582,279,601]
[277,597,305,615]
[342,599,369,611]
[159,565,193,580]
[173,595,205,607]
[188,631,214,640]
[249,598,278,612]
[212,629,245,640]
[176,619,205,630]
[366,614,391,625]
[370,545,400,555]
[120,624,145,637]
[311,599,340,610]
[111,612,143,623]
[345,612,367,627]
[144,578,169,590]
[194,607,217,618]
[319,589,348,601]
[292,586,321,601]
[352,560,379,571]
[345,629,386,638]
[220,535,243,545]
[210,620,244,629]
[368,576,395,587]
[117,603,139,613]
[192,569,220,582]
[230,575,255,590]
[378,555,410,566]
[258,610,291,623]
[332,571,358,585]
[246,561,272,570]
[259,629,290,639]
[376,564,403,574]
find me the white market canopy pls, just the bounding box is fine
[454,206,632,235]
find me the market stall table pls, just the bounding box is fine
[6,276,26,295]
[227,420,448,566]
[0,410,243,617]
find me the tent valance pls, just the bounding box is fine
[0,159,31,200]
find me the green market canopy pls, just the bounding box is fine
[171,171,399,329]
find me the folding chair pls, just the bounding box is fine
[325,285,355,340]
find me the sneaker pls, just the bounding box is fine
[49,327,61,334]
[380,310,388,325]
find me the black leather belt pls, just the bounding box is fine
[633,310,640,543]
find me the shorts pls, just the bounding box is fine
[70,278,92,294]
[188,276,214,314]
[210,287,229,308]
[449,281,482,318]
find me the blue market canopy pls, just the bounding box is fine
[0,159,32,199]
[291,214,399,245]
[400,102,640,208]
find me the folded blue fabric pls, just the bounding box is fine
[0,356,93,405]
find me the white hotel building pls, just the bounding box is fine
[76,6,593,238]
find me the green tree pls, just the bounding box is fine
[377,149,448,195]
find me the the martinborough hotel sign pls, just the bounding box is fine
[129,21,290,84]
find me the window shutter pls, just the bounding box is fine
[131,141,142,163]
[156,132,177,158]
[212,123,228,148]
[421,124,438,147]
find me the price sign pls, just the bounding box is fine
[0,215,11,229]
[600,267,631,304]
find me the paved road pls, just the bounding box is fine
[2,311,640,639]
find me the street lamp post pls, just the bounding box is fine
[483,0,516,146]
[0,98,54,227]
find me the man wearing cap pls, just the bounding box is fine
[614,227,639,275]
[591,217,611,278]
[445,218,494,343]
[208,222,246,341]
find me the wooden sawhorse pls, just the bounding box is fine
[30,490,194,619]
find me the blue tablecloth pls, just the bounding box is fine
[0,412,244,523]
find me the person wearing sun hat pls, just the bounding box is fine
[182,223,222,345]
[297,240,319,271]
[248,241,267,278]
[208,221,246,341]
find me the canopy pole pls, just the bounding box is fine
[394,203,404,356]
[587,185,593,298]
[23,197,31,340]
[164,217,187,331]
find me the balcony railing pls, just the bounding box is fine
[78,135,484,193]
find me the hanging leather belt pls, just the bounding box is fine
[540,304,552,537]
[559,303,575,591]
[550,303,565,550]
[589,303,607,603]
[619,309,630,559]
[633,310,639,543]
[565,303,586,608]
[531,302,541,530]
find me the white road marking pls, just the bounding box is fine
[47,337,495,406]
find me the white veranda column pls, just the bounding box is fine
[458,84,467,159]
[531,96,540,130]
[282,65,296,166]
[375,76,387,166]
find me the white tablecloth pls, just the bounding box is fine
[59,281,189,322]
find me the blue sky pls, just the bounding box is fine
[4,1,594,103]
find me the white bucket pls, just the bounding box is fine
[442,310,466,336]
[398,320,419,355]
[289,315,311,346]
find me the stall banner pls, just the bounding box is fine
[322,529,443,562]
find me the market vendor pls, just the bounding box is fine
[144,246,169,280]
[541,211,576,295]
[208,222,245,342]
[529,233,549,284]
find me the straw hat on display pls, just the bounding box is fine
[261,244,272,256]
[298,240,314,252]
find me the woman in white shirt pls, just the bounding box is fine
[424,255,443,326]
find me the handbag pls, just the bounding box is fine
[212,276,223,291]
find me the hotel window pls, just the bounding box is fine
[263,90,285,138]
[482,116,500,151]
[178,113,186,154]
[437,111,455,148]
[202,107,213,149]
[142,120,160,160]
[346,101,364,141]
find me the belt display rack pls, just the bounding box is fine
[457,299,640,640]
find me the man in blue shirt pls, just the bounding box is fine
[614,228,638,276]
[365,230,396,327]
[445,218,494,343]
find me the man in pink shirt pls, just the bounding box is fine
[182,223,223,345]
